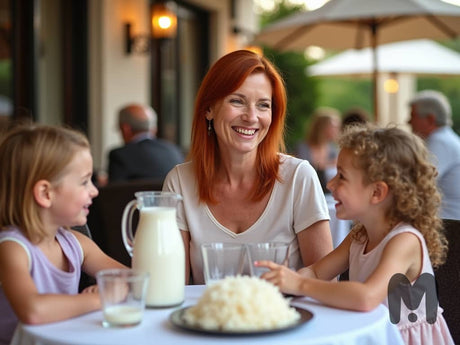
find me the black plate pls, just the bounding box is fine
[169,306,313,336]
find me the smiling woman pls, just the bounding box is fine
[163,49,333,285]
[206,73,272,157]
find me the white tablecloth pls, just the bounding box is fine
[13,285,404,345]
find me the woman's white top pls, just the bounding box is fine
[163,154,330,284]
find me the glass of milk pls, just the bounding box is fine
[96,268,149,328]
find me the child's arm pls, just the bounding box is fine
[258,232,421,312]
[257,233,351,291]
[0,241,101,325]
[299,233,352,280]
[71,230,127,277]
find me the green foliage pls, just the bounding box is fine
[258,0,316,152]
[0,60,11,97]
[258,1,305,29]
[315,77,372,117]
[263,47,318,152]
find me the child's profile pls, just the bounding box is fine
[0,125,125,345]
[257,125,454,345]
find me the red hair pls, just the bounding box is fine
[188,50,287,203]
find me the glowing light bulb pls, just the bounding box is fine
[384,78,399,94]
[158,16,172,29]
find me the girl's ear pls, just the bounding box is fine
[371,181,389,204]
[33,180,53,208]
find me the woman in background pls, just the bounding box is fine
[295,107,341,193]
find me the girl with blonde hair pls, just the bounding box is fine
[295,107,341,192]
[0,125,125,345]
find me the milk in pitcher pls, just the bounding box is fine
[132,206,185,307]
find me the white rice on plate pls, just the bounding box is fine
[183,275,300,331]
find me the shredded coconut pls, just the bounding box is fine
[183,276,300,331]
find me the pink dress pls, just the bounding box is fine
[349,223,454,345]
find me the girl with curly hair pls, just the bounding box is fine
[257,125,453,345]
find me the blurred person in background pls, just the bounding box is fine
[409,90,460,221]
[341,106,369,130]
[108,104,184,183]
[295,107,341,193]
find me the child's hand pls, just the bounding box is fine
[81,284,98,294]
[255,260,304,296]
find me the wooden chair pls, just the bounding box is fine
[434,219,460,343]
[86,179,164,267]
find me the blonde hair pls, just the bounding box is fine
[306,107,341,146]
[0,125,90,243]
[340,125,447,267]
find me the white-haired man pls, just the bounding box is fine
[108,104,184,183]
[409,90,460,220]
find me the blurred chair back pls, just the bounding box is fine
[434,219,460,343]
[72,224,92,239]
[87,179,164,267]
[71,224,96,291]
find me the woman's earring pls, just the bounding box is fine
[207,119,212,136]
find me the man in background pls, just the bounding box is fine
[108,103,184,183]
[409,90,460,220]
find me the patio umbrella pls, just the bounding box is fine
[253,0,460,120]
[309,39,460,76]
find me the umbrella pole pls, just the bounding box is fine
[371,23,378,123]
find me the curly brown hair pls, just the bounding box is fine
[340,125,447,267]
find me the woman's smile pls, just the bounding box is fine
[233,126,258,136]
[208,72,272,155]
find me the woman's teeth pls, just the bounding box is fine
[235,128,256,135]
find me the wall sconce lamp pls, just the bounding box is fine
[125,23,150,54]
[125,1,177,54]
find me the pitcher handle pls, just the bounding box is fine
[121,199,138,257]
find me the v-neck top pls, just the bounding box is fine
[163,154,330,284]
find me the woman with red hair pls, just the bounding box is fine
[163,50,332,284]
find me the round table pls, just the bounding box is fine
[12,285,404,345]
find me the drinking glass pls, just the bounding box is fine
[247,242,290,277]
[96,268,149,328]
[201,243,246,285]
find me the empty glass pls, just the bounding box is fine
[247,242,290,277]
[201,243,246,285]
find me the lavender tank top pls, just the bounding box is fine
[0,227,83,345]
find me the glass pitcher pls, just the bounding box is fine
[121,191,184,308]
